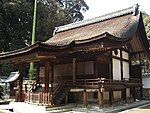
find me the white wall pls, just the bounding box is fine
[113,58,121,80]
[123,61,129,79]
[142,77,150,88]
[122,51,129,60]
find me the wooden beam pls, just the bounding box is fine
[112,55,129,62]
[83,89,88,107]
[72,58,76,82]
[44,62,50,93]
[98,89,104,108]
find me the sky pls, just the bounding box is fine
[83,0,150,20]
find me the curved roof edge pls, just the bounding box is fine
[74,32,130,45]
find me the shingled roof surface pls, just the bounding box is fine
[45,5,140,46]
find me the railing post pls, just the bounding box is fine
[38,93,41,105]
[42,93,44,105]
[47,93,50,105]
[98,88,104,108]
[50,94,53,106]
[65,92,68,104]
[83,89,88,107]
[28,93,30,103]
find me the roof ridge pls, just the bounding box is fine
[56,5,138,33]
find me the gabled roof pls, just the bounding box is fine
[45,4,140,46]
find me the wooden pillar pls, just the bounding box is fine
[65,92,68,104]
[36,64,40,84]
[120,50,126,101]
[94,58,98,78]
[98,89,104,108]
[109,52,113,80]
[72,58,76,82]
[83,89,88,107]
[109,90,114,106]
[123,88,127,103]
[18,71,23,101]
[120,50,123,80]
[140,85,143,100]
[133,88,136,101]
[109,52,113,106]
[44,62,50,93]
[50,64,54,93]
[139,53,143,100]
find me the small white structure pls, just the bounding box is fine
[4,72,20,83]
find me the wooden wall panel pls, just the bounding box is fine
[126,88,130,98]
[114,91,121,99]
[97,62,109,78]
[85,61,94,75]
[77,62,85,75]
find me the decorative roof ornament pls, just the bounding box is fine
[132,4,139,16]
[53,27,58,36]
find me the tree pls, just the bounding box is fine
[142,12,150,40]
[0,0,33,52]
[0,0,89,52]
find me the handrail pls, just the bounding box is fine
[27,83,37,92]
[65,77,141,88]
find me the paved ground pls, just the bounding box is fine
[0,100,150,113]
[119,103,150,113]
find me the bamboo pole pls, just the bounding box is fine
[29,0,37,80]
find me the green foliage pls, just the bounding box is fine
[142,13,150,40]
[28,68,36,80]
[0,63,14,76]
[0,0,89,52]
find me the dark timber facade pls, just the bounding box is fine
[0,4,149,108]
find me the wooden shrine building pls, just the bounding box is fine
[0,4,149,108]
